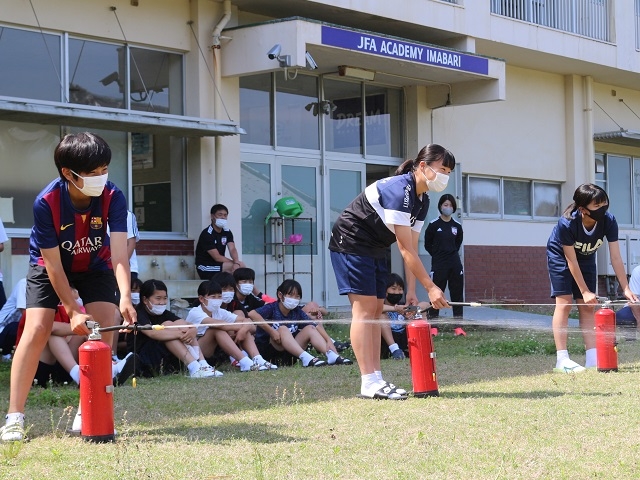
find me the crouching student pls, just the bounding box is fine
[130,279,219,378]
[186,279,276,372]
[251,279,349,367]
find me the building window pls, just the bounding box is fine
[129,47,183,115]
[463,175,561,219]
[239,73,404,158]
[0,26,62,101]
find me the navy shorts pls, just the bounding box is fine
[330,251,388,299]
[26,264,118,310]
[548,263,596,300]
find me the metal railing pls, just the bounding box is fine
[491,0,611,42]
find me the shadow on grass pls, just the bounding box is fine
[127,421,305,444]
[443,390,617,399]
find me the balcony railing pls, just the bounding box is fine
[491,0,611,42]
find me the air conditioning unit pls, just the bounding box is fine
[627,235,640,275]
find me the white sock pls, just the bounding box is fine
[5,412,24,426]
[69,365,80,385]
[389,343,400,353]
[585,348,597,368]
[198,359,210,367]
[326,350,339,364]
[187,361,200,374]
[556,350,569,368]
[374,370,383,381]
[299,351,314,366]
[253,354,266,365]
[72,412,82,431]
[361,373,383,395]
[239,356,254,371]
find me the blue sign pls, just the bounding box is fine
[321,25,489,76]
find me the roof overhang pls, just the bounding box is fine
[0,97,245,137]
[222,18,506,107]
[593,130,640,147]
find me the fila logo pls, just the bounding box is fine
[60,223,74,231]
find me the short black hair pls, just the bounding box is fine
[210,204,228,215]
[140,279,167,300]
[233,267,256,283]
[54,132,111,179]
[215,272,236,290]
[438,193,457,213]
[386,273,404,291]
[197,280,222,297]
[277,279,302,298]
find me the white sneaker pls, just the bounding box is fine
[1,419,25,442]
[553,359,586,374]
[189,366,218,378]
[203,365,224,377]
[260,361,278,370]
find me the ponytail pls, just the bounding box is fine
[394,144,456,176]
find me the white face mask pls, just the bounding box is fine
[131,292,140,305]
[422,167,449,193]
[70,170,108,197]
[206,298,223,311]
[148,302,166,316]
[282,296,300,310]
[215,218,228,230]
[441,206,454,217]
[221,291,235,304]
[238,283,254,296]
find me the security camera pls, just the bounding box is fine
[267,44,282,60]
[305,51,318,70]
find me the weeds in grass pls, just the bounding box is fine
[274,381,305,406]
[50,405,74,437]
[27,382,79,408]
[252,447,266,480]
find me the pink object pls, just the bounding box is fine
[261,294,277,304]
[430,327,438,336]
[454,327,467,337]
[287,233,303,244]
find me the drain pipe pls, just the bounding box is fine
[212,0,232,203]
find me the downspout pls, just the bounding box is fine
[584,75,595,184]
[212,0,232,202]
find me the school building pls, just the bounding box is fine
[1,0,639,308]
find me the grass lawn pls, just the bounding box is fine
[2,322,640,479]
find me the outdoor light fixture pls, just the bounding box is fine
[338,65,375,81]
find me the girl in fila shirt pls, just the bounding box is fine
[329,144,454,400]
[547,183,638,373]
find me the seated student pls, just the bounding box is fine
[0,278,27,360]
[186,279,276,372]
[302,301,353,365]
[380,273,429,360]
[252,279,350,367]
[113,277,143,361]
[129,279,219,378]
[616,265,640,327]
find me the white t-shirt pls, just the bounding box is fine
[0,219,8,282]
[629,265,640,295]
[0,278,26,333]
[127,211,140,274]
[186,304,238,336]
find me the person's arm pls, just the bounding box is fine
[455,222,463,251]
[424,223,435,256]
[562,245,597,305]
[111,231,136,326]
[207,247,230,263]
[227,241,241,265]
[608,241,638,303]
[41,247,92,335]
[50,321,73,337]
[248,309,281,344]
[396,225,447,309]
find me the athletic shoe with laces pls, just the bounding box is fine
[391,349,405,360]
[203,365,224,377]
[553,359,586,374]
[246,362,269,372]
[189,366,218,378]
[259,361,278,370]
[0,419,25,442]
[230,359,241,369]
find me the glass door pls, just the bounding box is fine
[324,161,366,308]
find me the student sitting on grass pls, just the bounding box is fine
[129,279,220,378]
[302,301,352,365]
[186,279,276,372]
[379,273,429,359]
[252,279,351,367]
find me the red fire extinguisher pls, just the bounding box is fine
[407,320,439,397]
[594,305,618,372]
[78,322,115,442]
